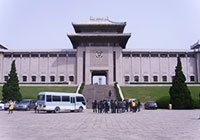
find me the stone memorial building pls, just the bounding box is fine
[0,17,200,85]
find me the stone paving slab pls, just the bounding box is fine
[0,109,199,140]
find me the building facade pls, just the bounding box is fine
[0,17,200,85]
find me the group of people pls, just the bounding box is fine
[92,99,141,113]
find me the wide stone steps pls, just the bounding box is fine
[82,85,116,109]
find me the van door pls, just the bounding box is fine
[70,97,76,110]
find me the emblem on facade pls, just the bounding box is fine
[96,51,103,58]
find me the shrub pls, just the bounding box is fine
[193,98,200,109]
[156,96,170,109]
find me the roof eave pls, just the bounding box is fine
[67,34,131,49]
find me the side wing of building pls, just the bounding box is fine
[121,50,198,84]
[0,49,77,84]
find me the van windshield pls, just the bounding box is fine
[38,95,45,101]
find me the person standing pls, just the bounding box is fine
[137,100,141,112]
[122,100,126,113]
[104,100,109,113]
[129,100,132,112]
[34,101,38,113]
[9,100,14,114]
[97,101,100,113]
[132,101,136,113]
[92,100,97,113]
[107,100,110,112]
[125,100,129,112]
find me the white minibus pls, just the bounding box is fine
[37,92,87,113]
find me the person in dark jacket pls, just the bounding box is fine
[92,100,97,113]
[137,100,141,112]
[104,100,109,113]
[125,100,129,112]
[99,100,103,113]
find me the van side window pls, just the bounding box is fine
[46,95,51,102]
[62,96,70,102]
[53,96,61,102]
[76,96,84,102]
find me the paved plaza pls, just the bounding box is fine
[0,109,199,140]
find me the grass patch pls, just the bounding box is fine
[121,86,200,108]
[121,86,170,103]
[0,86,77,100]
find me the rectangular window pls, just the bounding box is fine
[49,54,57,57]
[76,96,84,102]
[190,76,195,82]
[153,76,158,82]
[41,76,46,82]
[68,54,76,57]
[124,76,130,82]
[40,54,48,57]
[69,76,74,82]
[132,54,140,57]
[32,76,36,82]
[60,76,64,82]
[160,54,168,57]
[4,54,11,58]
[13,54,21,57]
[4,76,8,81]
[122,53,131,57]
[179,54,185,57]
[187,53,195,57]
[22,54,30,57]
[169,54,177,57]
[162,76,167,82]
[59,54,66,57]
[22,76,27,82]
[144,76,148,82]
[62,96,70,102]
[141,54,149,57]
[46,95,52,102]
[50,76,55,82]
[151,54,158,57]
[53,96,61,102]
[134,76,139,82]
[31,54,39,57]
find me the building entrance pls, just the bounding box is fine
[91,71,107,85]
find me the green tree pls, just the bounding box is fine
[169,57,194,109]
[2,60,22,102]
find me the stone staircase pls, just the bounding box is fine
[82,85,116,109]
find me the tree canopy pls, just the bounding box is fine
[169,57,194,109]
[2,60,22,102]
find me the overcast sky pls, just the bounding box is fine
[1,0,200,50]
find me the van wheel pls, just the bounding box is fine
[78,107,83,112]
[26,107,30,111]
[54,107,60,113]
